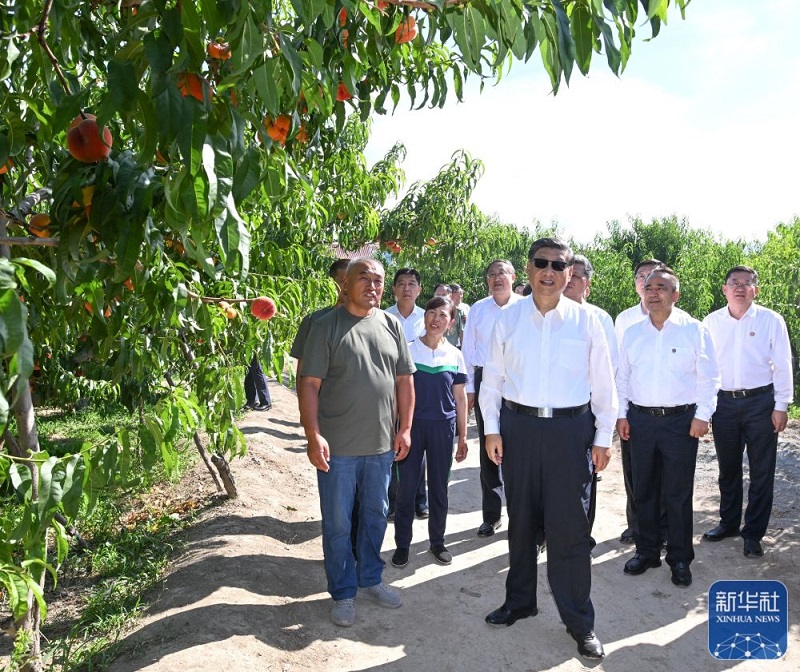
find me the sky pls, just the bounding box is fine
[364,0,800,244]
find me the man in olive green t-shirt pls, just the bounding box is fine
[298,258,415,628]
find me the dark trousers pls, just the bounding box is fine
[712,391,778,541]
[628,406,698,566]
[621,438,636,530]
[244,354,272,406]
[394,419,456,548]
[501,405,595,634]
[622,437,668,539]
[388,455,427,513]
[474,367,504,524]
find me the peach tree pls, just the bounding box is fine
[0,0,689,667]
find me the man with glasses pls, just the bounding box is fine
[616,267,719,588]
[480,239,616,660]
[299,258,415,627]
[461,260,521,537]
[701,266,793,558]
[614,258,671,544]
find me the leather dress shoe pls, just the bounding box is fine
[485,605,537,628]
[619,528,635,544]
[566,628,605,659]
[477,520,501,537]
[702,524,740,542]
[415,507,429,520]
[671,562,692,587]
[743,538,763,558]
[623,553,662,575]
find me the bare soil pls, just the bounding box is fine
[11,382,800,671]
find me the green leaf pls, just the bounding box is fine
[254,58,280,114]
[570,4,595,76]
[108,60,139,110]
[11,258,56,287]
[0,289,27,355]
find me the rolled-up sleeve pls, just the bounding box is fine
[694,324,721,421]
[478,320,505,436]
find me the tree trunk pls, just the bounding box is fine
[210,452,238,499]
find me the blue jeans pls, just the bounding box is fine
[317,449,394,600]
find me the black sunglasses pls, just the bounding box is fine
[531,258,569,272]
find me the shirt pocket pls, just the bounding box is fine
[559,338,589,371]
[667,346,694,372]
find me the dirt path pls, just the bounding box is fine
[108,383,800,671]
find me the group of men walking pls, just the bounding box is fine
[291,240,793,661]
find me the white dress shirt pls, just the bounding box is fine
[586,302,618,373]
[703,303,793,411]
[385,303,425,343]
[479,296,618,447]
[616,309,721,421]
[615,301,690,345]
[461,293,522,393]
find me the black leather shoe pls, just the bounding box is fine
[619,528,635,544]
[623,553,662,575]
[477,520,501,537]
[743,538,763,558]
[567,628,605,659]
[485,605,537,627]
[415,507,429,520]
[671,562,692,586]
[702,525,740,542]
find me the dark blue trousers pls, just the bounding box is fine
[711,391,778,541]
[628,405,698,566]
[394,418,456,548]
[475,367,504,524]
[244,354,272,406]
[500,405,595,634]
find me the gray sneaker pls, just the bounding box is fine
[330,598,356,627]
[358,583,402,609]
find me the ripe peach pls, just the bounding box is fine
[29,213,51,238]
[124,277,134,291]
[251,296,277,321]
[395,17,417,44]
[338,8,348,26]
[336,82,352,102]
[177,72,206,102]
[0,158,13,174]
[264,115,291,145]
[207,41,231,60]
[67,113,112,163]
[224,307,238,319]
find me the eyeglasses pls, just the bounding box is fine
[531,258,569,272]
[487,270,511,279]
[726,280,756,289]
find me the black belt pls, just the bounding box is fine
[503,399,590,418]
[474,366,483,371]
[630,402,695,417]
[720,384,773,399]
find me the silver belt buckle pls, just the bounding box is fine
[537,407,553,418]
[731,389,747,399]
